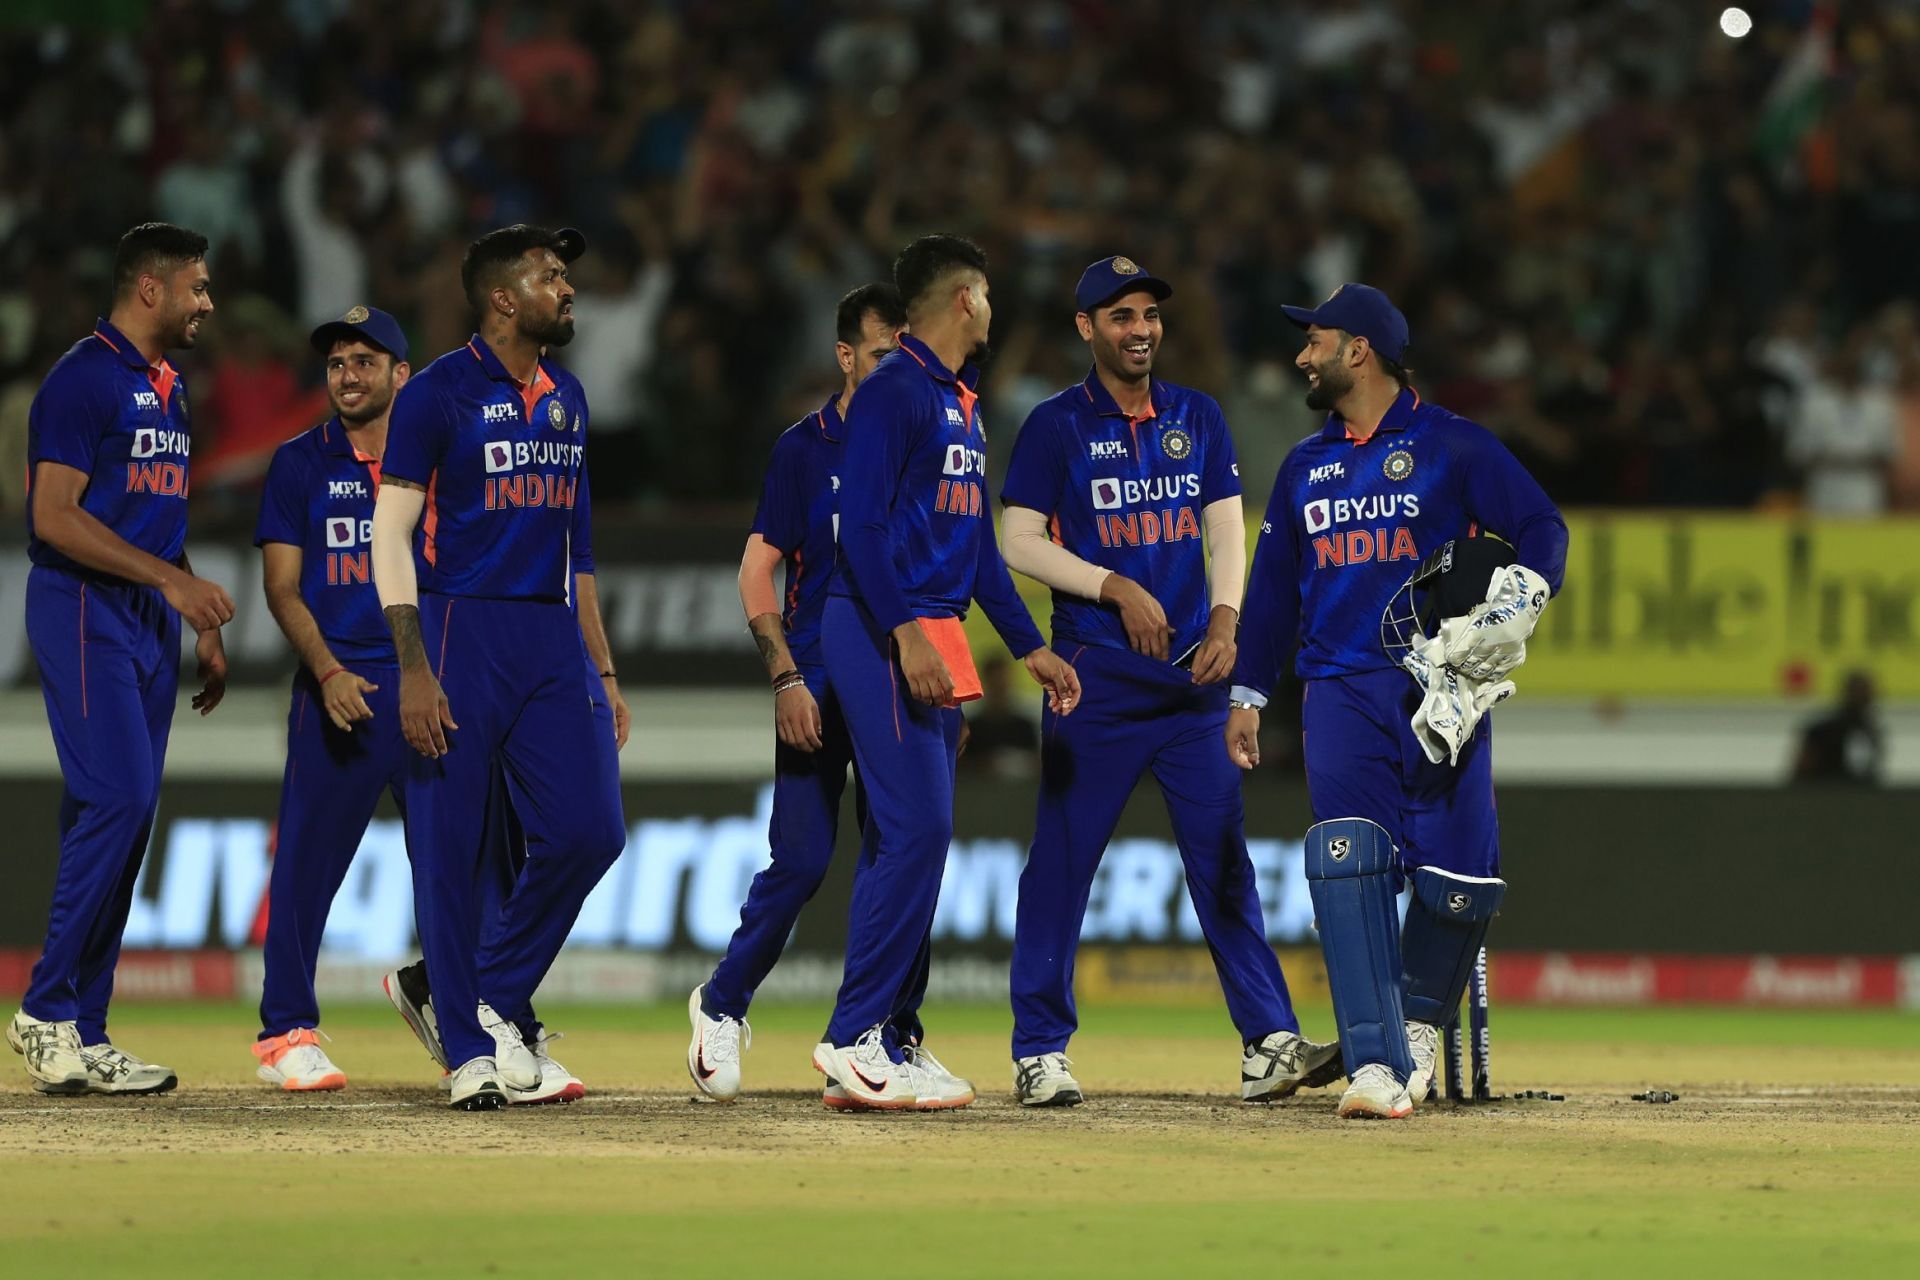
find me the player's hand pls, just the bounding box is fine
[191,628,227,716]
[604,676,631,750]
[163,574,236,633]
[399,667,458,757]
[1023,647,1081,716]
[1190,606,1238,685]
[1100,574,1171,663]
[1226,706,1261,770]
[894,625,954,705]
[319,669,378,732]
[775,682,824,752]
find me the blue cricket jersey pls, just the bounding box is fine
[1001,370,1240,660]
[832,333,1046,658]
[26,319,193,577]
[750,396,843,668]
[1235,388,1569,696]
[383,336,589,603]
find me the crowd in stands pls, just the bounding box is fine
[2,0,1916,519]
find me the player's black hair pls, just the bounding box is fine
[1377,353,1413,389]
[893,235,988,316]
[460,224,576,312]
[836,283,907,345]
[113,222,209,296]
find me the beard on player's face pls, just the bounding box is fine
[517,295,575,348]
[1303,349,1355,411]
[332,380,393,424]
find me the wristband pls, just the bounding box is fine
[772,674,807,696]
[768,668,799,688]
[318,667,349,687]
[1228,698,1261,711]
[599,669,616,679]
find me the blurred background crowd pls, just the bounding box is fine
[0,0,1915,519]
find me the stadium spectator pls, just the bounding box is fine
[1791,670,1885,786]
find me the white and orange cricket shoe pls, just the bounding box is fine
[816,1046,873,1111]
[687,985,748,1101]
[903,1042,975,1110]
[1337,1063,1415,1119]
[510,1028,585,1105]
[813,1028,920,1110]
[253,1027,347,1092]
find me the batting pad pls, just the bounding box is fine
[1305,817,1413,1082]
[1400,866,1505,1026]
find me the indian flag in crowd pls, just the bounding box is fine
[1753,1,1836,184]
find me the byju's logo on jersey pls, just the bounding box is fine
[1092,479,1123,511]
[943,444,986,477]
[1308,462,1345,484]
[328,480,369,499]
[484,441,514,473]
[1089,439,1127,460]
[326,517,373,548]
[131,428,188,460]
[482,403,518,423]
[1304,498,1332,533]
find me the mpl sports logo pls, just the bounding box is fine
[328,480,369,499]
[1089,439,1127,460]
[1308,462,1345,484]
[482,403,518,423]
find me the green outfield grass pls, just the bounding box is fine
[3,999,1917,1279]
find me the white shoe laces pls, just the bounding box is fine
[703,1014,749,1065]
[849,1026,895,1073]
[1349,1062,1400,1092]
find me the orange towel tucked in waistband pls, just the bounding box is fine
[916,616,982,705]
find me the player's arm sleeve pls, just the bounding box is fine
[1230,461,1302,705]
[1457,423,1569,594]
[570,461,595,576]
[972,512,1048,658]
[27,361,115,476]
[835,380,918,633]
[1204,496,1246,614]
[253,445,307,548]
[1001,505,1109,599]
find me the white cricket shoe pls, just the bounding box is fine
[686,985,748,1101]
[448,1056,509,1111]
[382,961,446,1071]
[1241,1031,1345,1102]
[478,1002,540,1090]
[1013,1052,1084,1108]
[1338,1063,1414,1119]
[1405,1021,1440,1105]
[512,1028,586,1105]
[816,1043,876,1111]
[8,1010,88,1094]
[812,1027,920,1110]
[78,1043,178,1095]
[902,1041,974,1110]
[253,1027,347,1091]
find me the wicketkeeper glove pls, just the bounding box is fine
[1439,564,1551,682]
[1403,635,1514,767]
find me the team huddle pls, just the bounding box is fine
[10,220,1566,1120]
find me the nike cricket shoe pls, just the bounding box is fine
[253,1027,347,1092]
[687,984,749,1101]
[448,1056,509,1111]
[1404,1021,1440,1106]
[78,1043,178,1095]
[1337,1063,1414,1120]
[478,1002,541,1090]
[382,961,447,1071]
[812,1027,920,1110]
[511,1028,586,1105]
[8,1010,87,1095]
[1013,1052,1084,1108]
[1241,1031,1345,1102]
[902,1041,974,1110]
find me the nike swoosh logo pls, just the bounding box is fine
[852,1068,889,1092]
[695,1047,716,1080]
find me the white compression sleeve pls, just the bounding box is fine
[1001,504,1111,600]
[1204,496,1247,614]
[372,483,426,610]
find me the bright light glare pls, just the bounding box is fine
[1720,7,1753,39]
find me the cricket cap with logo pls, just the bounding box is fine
[1281,283,1409,362]
[309,304,410,362]
[1075,255,1173,314]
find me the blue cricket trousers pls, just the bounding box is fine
[820,599,959,1049]
[409,594,626,1066]
[23,567,179,1045]
[1300,668,1499,880]
[257,663,408,1039]
[1010,643,1300,1058]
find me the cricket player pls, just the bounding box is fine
[687,283,942,1108]
[1227,285,1567,1118]
[250,306,412,1091]
[9,222,230,1096]
[811,234,1081,1111]
[372,224,626,1111]
[999,257,1341,1107]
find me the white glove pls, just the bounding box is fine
[1441,564,1550,682]
[1403,635,1514,766]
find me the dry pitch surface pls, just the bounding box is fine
[2,1000,1915,1279]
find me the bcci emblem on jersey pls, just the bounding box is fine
[1160,427,1193,460]
[1384,449,1415,481]
[548,399,567,430]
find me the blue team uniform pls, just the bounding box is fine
[824,333,1046,1049]
[1001,371,1302,1057]
[703,398,928,1039]
[22,320,193,1044]
[1234,388,1567,878]
[382,336,625,1065]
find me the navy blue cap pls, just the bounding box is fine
[1075,255,1173,314]
[1281,284,1409,362]
[310,305,409,362]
